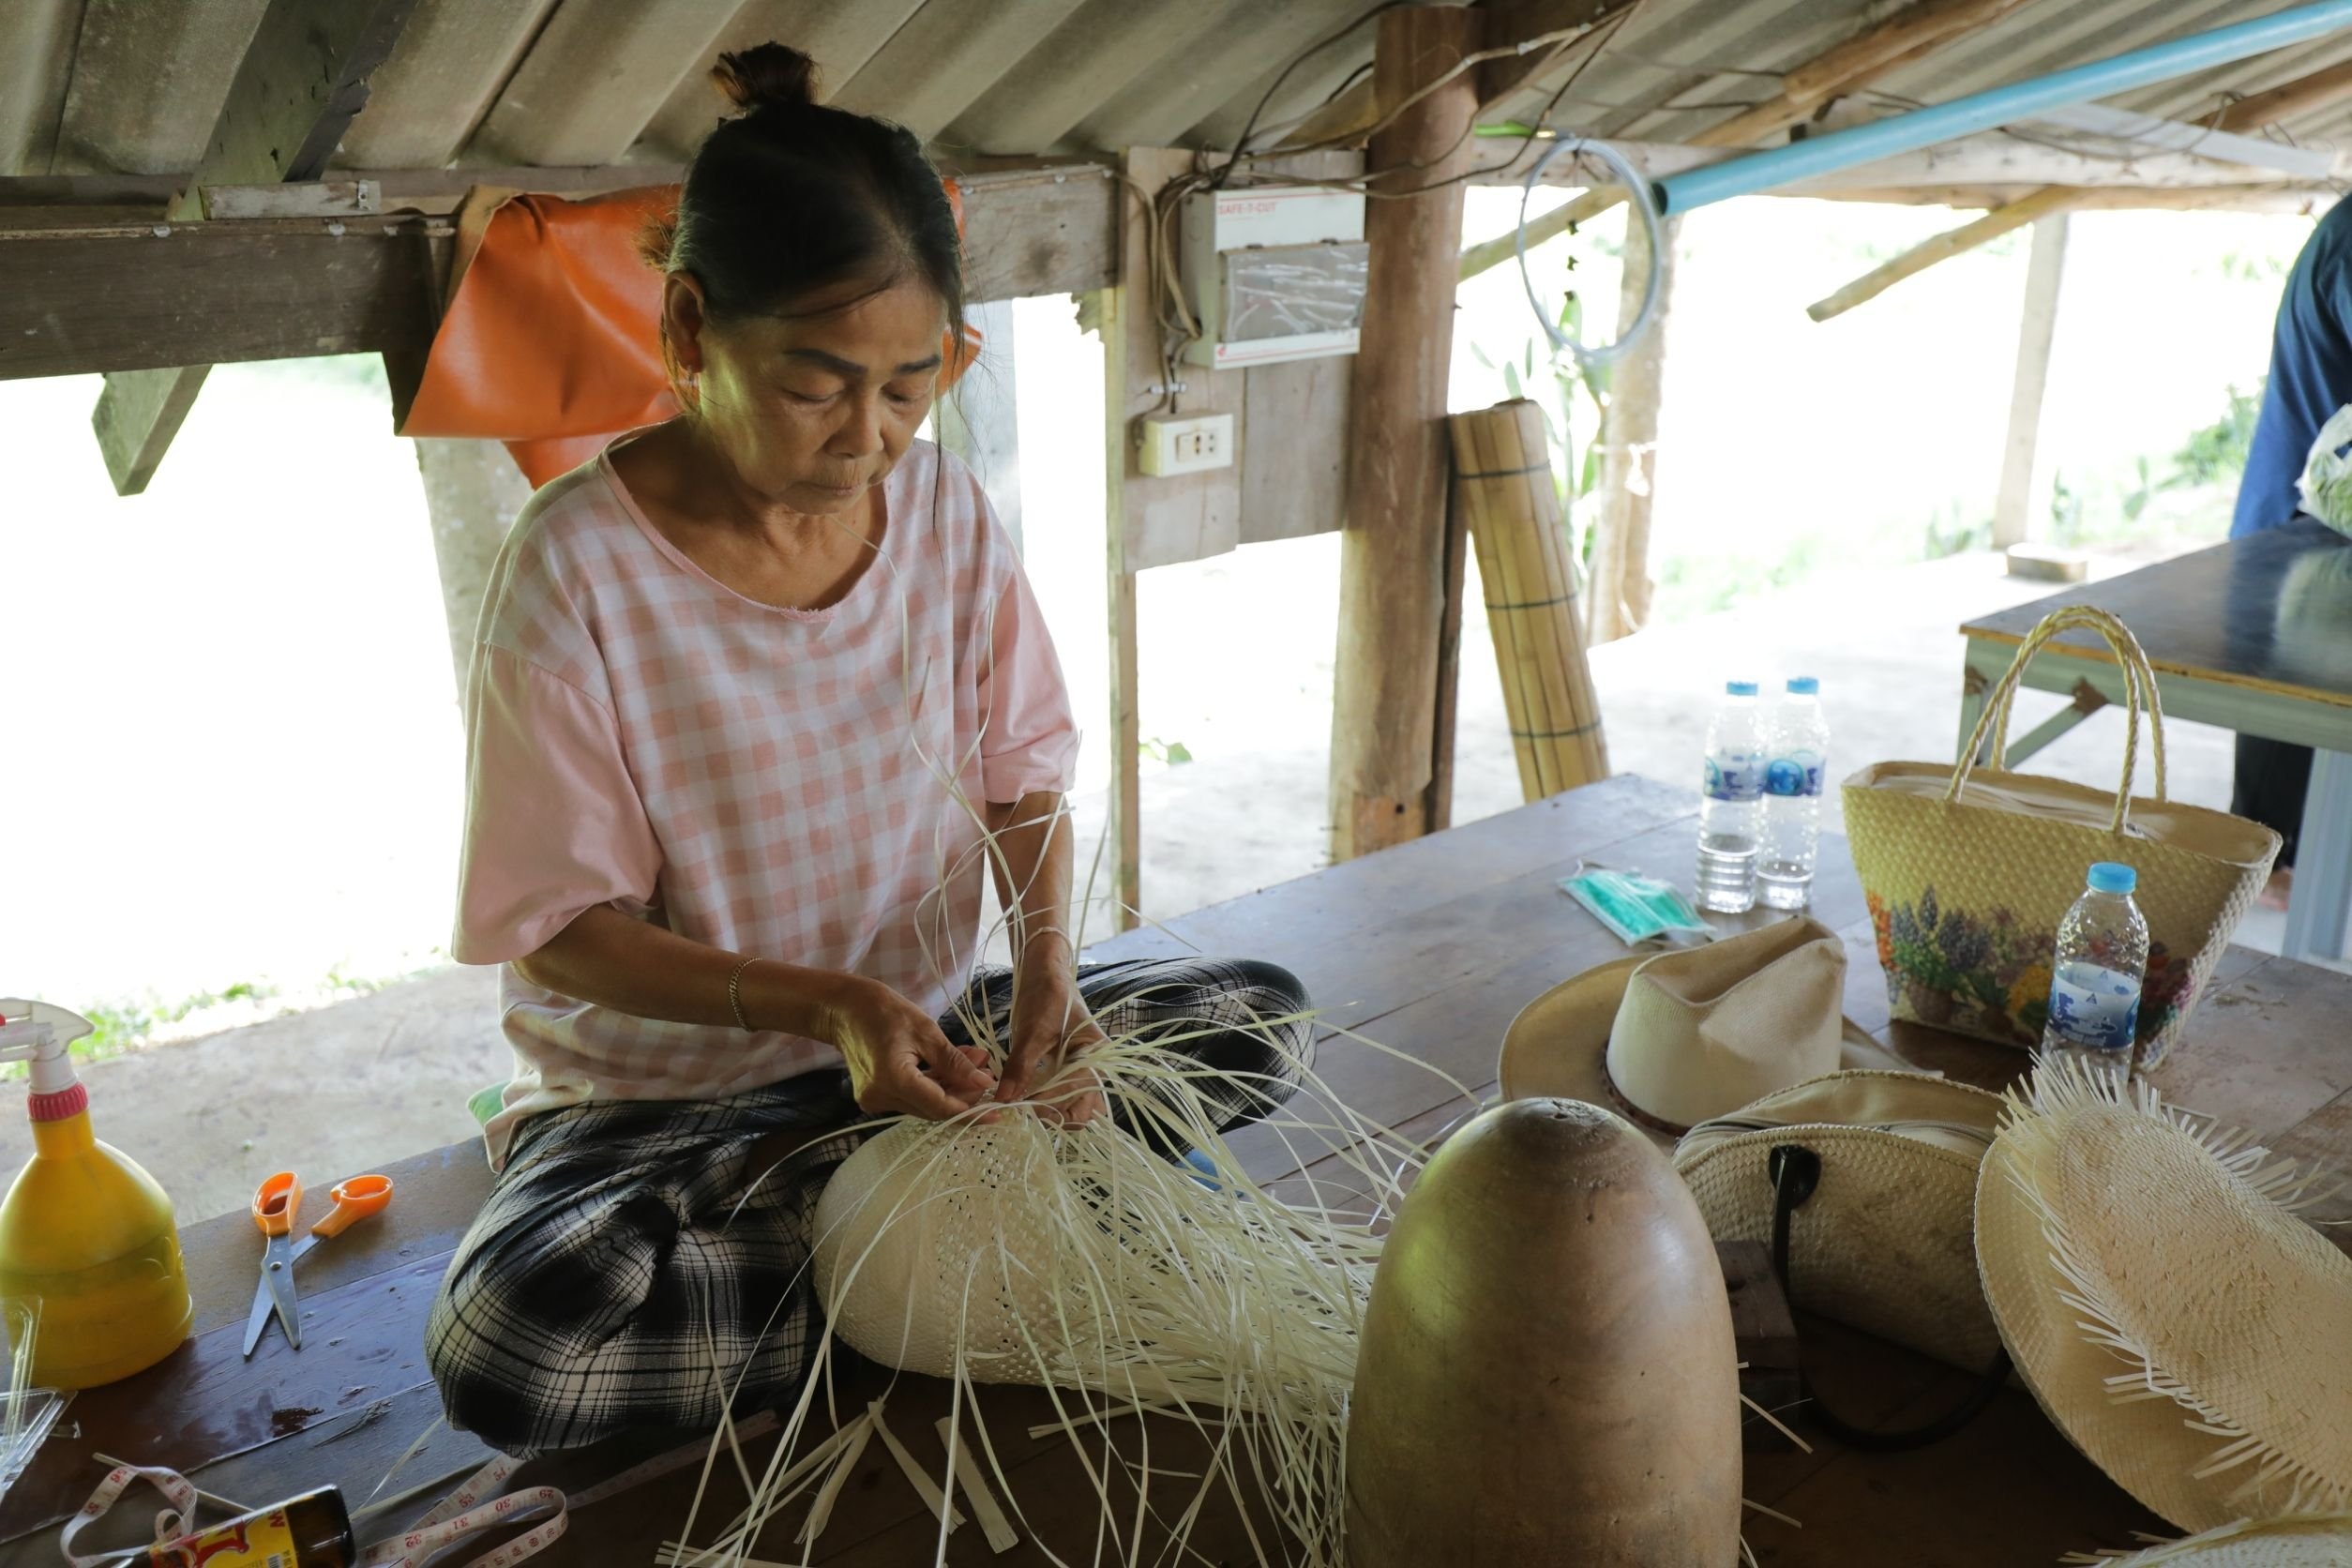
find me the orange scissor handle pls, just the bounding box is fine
[310,1173,393,1241]
[252,1170,302,1239]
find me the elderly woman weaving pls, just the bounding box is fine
[424,44,1312,1458]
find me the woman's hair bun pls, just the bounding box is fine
[712,43,820,113]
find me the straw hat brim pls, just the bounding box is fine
[1974,1076,2352,1533]
[1497,954,1906,1145]
[2092,1514,2352,1565]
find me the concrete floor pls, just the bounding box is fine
[17,546,2282,1225]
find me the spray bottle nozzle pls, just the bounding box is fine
[0,1003,94,1107]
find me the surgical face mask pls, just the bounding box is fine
[1560,867,1710,946]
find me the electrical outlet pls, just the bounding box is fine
[1138,414,1235,477]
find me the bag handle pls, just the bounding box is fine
[1949,605,2168,835]
[1767,1145,2012,1451]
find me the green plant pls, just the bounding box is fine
[2171,384,2263,486]
[1925,498,1992,559]
[1139,737,1193,765]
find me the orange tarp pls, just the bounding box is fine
[399,183,977,489]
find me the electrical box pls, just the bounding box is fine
[1180,186,1368,369]
[1138,413,1235,477]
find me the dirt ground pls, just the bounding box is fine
[17,547,2275,1225]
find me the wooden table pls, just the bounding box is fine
[8,776,2347,1566]
[1958,520,2352,963]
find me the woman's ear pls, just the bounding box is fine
[663,271,711,377]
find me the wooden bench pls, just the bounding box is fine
[8,775,2347,1565]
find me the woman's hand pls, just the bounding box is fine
[817,973,995,1121]
[998,968,1109,1124]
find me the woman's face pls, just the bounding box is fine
[669,272,946,516]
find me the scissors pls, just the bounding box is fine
[243,1170,394,1357]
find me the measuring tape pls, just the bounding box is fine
[67,1410,781,1568]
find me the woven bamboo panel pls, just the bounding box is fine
[1447,399,1609,801]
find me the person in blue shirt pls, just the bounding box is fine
[2234,198,2352,540]
[2227,199,2352,897]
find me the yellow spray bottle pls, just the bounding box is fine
[0,1001,190,1388]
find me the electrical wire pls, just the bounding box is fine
[1516,134,1667,369]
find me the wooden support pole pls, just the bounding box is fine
[1807,184,2075,323]
[1586,212,1680,644]
[1991,213,2071,551]
[1457,0,2038,282]
[90,0,423,495]
[1094,273,1143,931]
[1806,58,2352,322]
[412,439,533,697]
[1330,6,1485,863]
[934,298,1025,555]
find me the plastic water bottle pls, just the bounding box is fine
[1696,680,1764,913]
[2040,863,2149,1086]
[1760,676,1831,910]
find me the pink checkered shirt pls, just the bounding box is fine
[454,439,1078,1168]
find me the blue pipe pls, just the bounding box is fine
[1653,0,2352,213]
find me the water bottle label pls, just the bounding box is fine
[1765,749,1824,797]
[1704,752,1761,802]
[2045,963,2141,1051]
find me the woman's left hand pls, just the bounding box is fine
[999,969,1108,1124]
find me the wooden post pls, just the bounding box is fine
[1093,275,1143,931]
[1992,213,2071,552]
[1329,5,1485,863]
[934,297,1025,555]
[1586,212,1680,643]
[412,438,532,697]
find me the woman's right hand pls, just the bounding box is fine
[817,973,996,1121]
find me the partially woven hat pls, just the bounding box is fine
[1975,1066,2352,1532]
[2068,1515,2352,1566]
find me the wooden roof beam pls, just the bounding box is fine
[1457,0,2044,281]
[90,0,421,496]
[0,165,1116,383]
[1806,55,2352,323]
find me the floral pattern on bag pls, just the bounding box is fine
[1865,887,2194,1049]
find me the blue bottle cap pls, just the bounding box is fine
[1726,680,1759,697]
[1787,675,1819,695]
[2087,862,2136,895]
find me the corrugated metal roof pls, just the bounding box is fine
[1,0,2346,186]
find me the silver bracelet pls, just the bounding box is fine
[728,957,758,1032]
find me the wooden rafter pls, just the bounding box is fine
[0,166,1118,384]
[1456,0,2043,281]
[1805,56,2352,323]
[90,0,423,496]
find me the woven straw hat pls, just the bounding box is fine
[2073,1515,2352,1566]
[1675,1070,2007,1367]
[1500,916,1898,1140]
[1975,1068,2352,1532]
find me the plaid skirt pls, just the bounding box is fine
[425,957,1312,1456]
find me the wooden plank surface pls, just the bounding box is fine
[11,776,2348,1567]
[1962,520,2352,707]
[0,222,448,381]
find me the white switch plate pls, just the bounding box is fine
[1138,413,1235,477]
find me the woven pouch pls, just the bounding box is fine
[1675,1071,2005,1370]
[1843,606,2279,1069]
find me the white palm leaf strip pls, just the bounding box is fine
[2058,1513,2352,1564]
[1998,1065,2347,1513]
[936,1413,1021,1553]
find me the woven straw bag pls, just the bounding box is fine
[1844,606,2279,1070]
[1675,1071,2005,1372]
